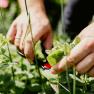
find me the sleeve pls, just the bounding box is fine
[64,0,94,39]
[44,0,61,30]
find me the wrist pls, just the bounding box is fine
[18,0,45,13]
[27,4,46,14]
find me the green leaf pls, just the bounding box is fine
[47,49,64,66]
[15,80,25,89]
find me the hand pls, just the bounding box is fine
[51,22,94,77]
[7,8,53,60]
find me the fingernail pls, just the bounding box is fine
[50,67,64,74]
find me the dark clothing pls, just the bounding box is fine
[64,0,94,39]
[45,0,61,30]
[45,0,94,39]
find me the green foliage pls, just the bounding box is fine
[0,1,94,94]
[46,35,94,94]
[0,1,18,35]
[0,32,94,94]
[47,37,80,66]
[47,49,64,66]
[0,34,54,94]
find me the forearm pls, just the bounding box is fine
[18,0,45,12]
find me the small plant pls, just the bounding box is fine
[0,33,94,94]
[0,0,94,94]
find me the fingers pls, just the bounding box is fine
[42,30,53,50]
[15,23,34,60]
[50,38,93,74]
[7,13,53,62]
[19,24,28,51]
[22,25,52,60]
[24,33,35,60]
[76,53,94,74]
[7,20,17,44]
[50,56,68,74]
[15,24,23,48]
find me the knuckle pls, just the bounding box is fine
[25,40,33,45]
[86,40,94,50]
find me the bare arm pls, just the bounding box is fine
[18,0,45,12]
[7,0,52,60]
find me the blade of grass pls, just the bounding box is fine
[83,74,87,93]
[24,0,45,93]
[0,7,15,80]
[0,7,16,93]
[73,67,76,94]
[60,0,71,93]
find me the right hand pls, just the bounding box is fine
[51,22,94,77]
[7,8,53,60]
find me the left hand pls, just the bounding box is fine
[51,22,94,77]
[7,8,53,61]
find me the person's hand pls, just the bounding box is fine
[7,8,53,60]
[51,22,94,77]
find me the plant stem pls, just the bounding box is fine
[83,74,87,93]
[0,7,15,80]
[73,67,76,94]
[24,0,29,15]
[24,0,45,93]
[60,0,71,92]
[7,43,15,80]
[0,7,15,93]
[58,82,70,93]
[65,61,71,93]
